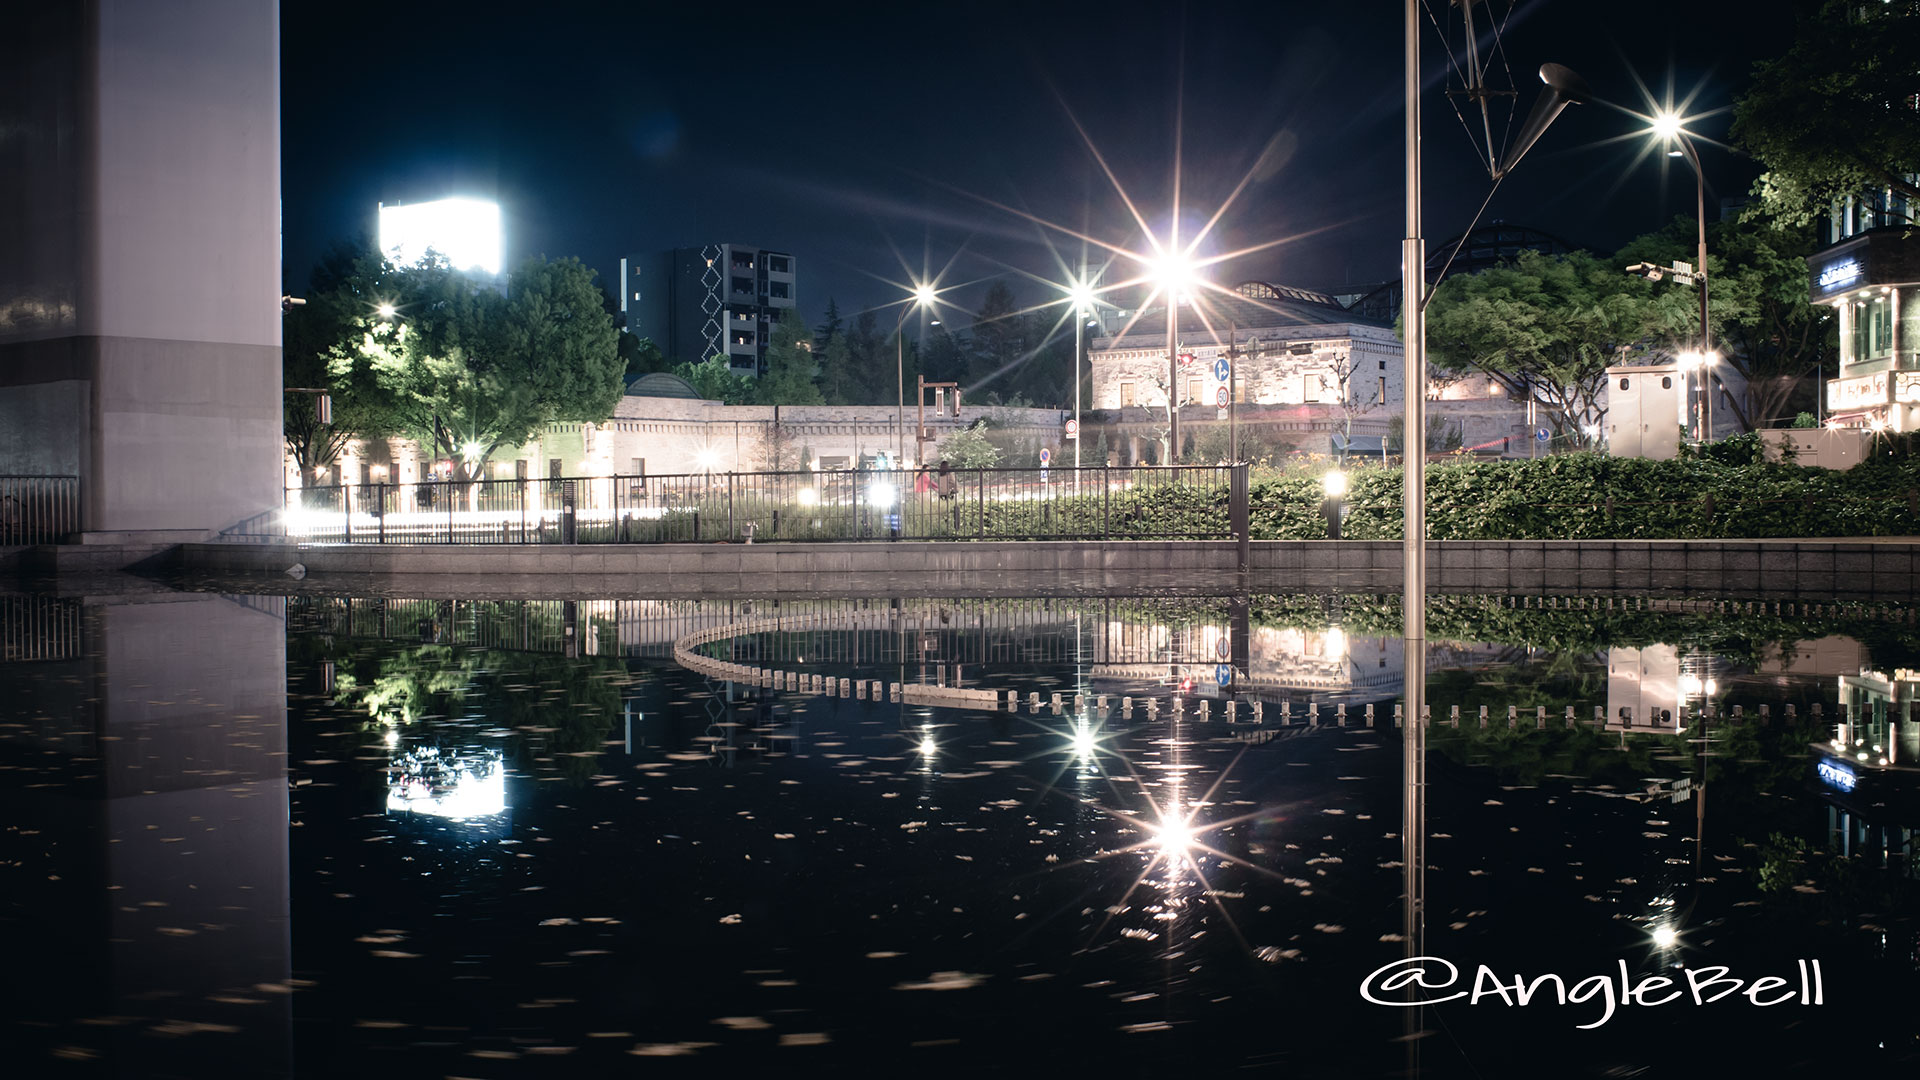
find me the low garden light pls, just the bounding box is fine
[1321,469,1348,540]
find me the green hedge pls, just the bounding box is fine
[1248,433,1920,540]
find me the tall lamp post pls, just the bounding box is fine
[1151,254,1196,464]
[898,284,936,465]
[1653,112,1717,441]
[1065,280,1097,472]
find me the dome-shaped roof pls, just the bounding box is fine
[624,371,704,399]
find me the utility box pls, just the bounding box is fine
[1605,364,1684,460]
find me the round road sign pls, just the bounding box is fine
[1064,418,1079,439]
[1213,356,1230,382]
[1216,386,1230,408]
[1039,447,1051,466]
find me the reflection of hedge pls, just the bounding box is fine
[1260,434,1920,540]
[1249,592,1920,672]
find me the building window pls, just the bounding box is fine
[1378,360,1386,370]
[767,255,790,273]
[769,282,790,299]
[633,291,640,301]
[1378,377,1387,403]
[1186,377,1204,404]
[731,276,753,294]
[1853,294,1893,361]
[1120,381,1136,407]
[730,253,754,269]
[548,458,563,479]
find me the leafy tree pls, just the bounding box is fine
[1422,249,1692,448]
[1731,0,1920,228]
[968,281,1027,392]
[331,253,623,486]
[1615,216,1836,430]
[814,297,844,353]
[843,311,889,404]
[754,308,824,405]
[815,331,859,405]
[920,324,970,386]
[673,355,755,404]
[938,423,1001,468]
[284,240,398,487]
[622,335,669,380]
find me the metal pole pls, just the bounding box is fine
[1678,133,1712,440]
[1167,303,1180,464]
[1403,0,1426,660]
[1228,321,1238,462]
[1074,313,1083,472]
[896,328,905,464]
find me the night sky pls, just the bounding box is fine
[281,0,1808,330]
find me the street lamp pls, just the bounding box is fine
[1064,278,1098,472]
[1150,251,1197,463]
[1652,110,1716,441]
[899,284,937,466]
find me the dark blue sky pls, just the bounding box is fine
[282,0,1804,330]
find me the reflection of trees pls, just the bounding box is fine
[330,643,626,783]
[1251,593,1920,671]
[1426,708,1685,788]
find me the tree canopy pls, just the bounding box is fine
[1615,216,1835,429]
[1731,0,1920,227]
[1422,249,1692,446]
[283,241,398,485]
[327,252,623,484]
[754,308,824,405]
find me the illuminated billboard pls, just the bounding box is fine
[378,197,502,275]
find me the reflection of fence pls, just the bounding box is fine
[0,475,80,545]
[1,595,85,662]
[283,466,1244,545]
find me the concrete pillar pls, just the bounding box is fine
[0,1,282,541]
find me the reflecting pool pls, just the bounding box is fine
[2,588,1916,1077]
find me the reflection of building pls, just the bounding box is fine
[1810,190,1920,429]
[620,245,797,376]
[1604,644,1732,732]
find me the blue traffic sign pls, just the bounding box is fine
[1213,356,1230,382]
[1039,447,1051,465]
[1535,427,1551,442]
[1215,664,1233,685]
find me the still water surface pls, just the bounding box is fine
[2,589,1916,1077]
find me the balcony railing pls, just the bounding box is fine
[283,466,1245,545]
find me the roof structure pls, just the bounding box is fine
[623,371,704,399]
[1097,280,1382,344]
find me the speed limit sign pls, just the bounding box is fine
[1215,386,1229,408]
[1064,418,1079,439]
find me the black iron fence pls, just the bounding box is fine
[1,475,81,545]
[285,466,1245,545]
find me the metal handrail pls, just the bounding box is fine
[281,465,1244,546]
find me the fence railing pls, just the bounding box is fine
[0,475,80,546]
[284,466,1245,545]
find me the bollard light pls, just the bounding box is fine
[1322,470,1348,498]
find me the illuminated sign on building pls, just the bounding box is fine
[1828,371,1890,411]
[1816,759,1857,792]
[379,197,503,275]
[1817,260,1863,289]
[1897,373,1920,405]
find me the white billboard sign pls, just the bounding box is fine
[378,197,502,275]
